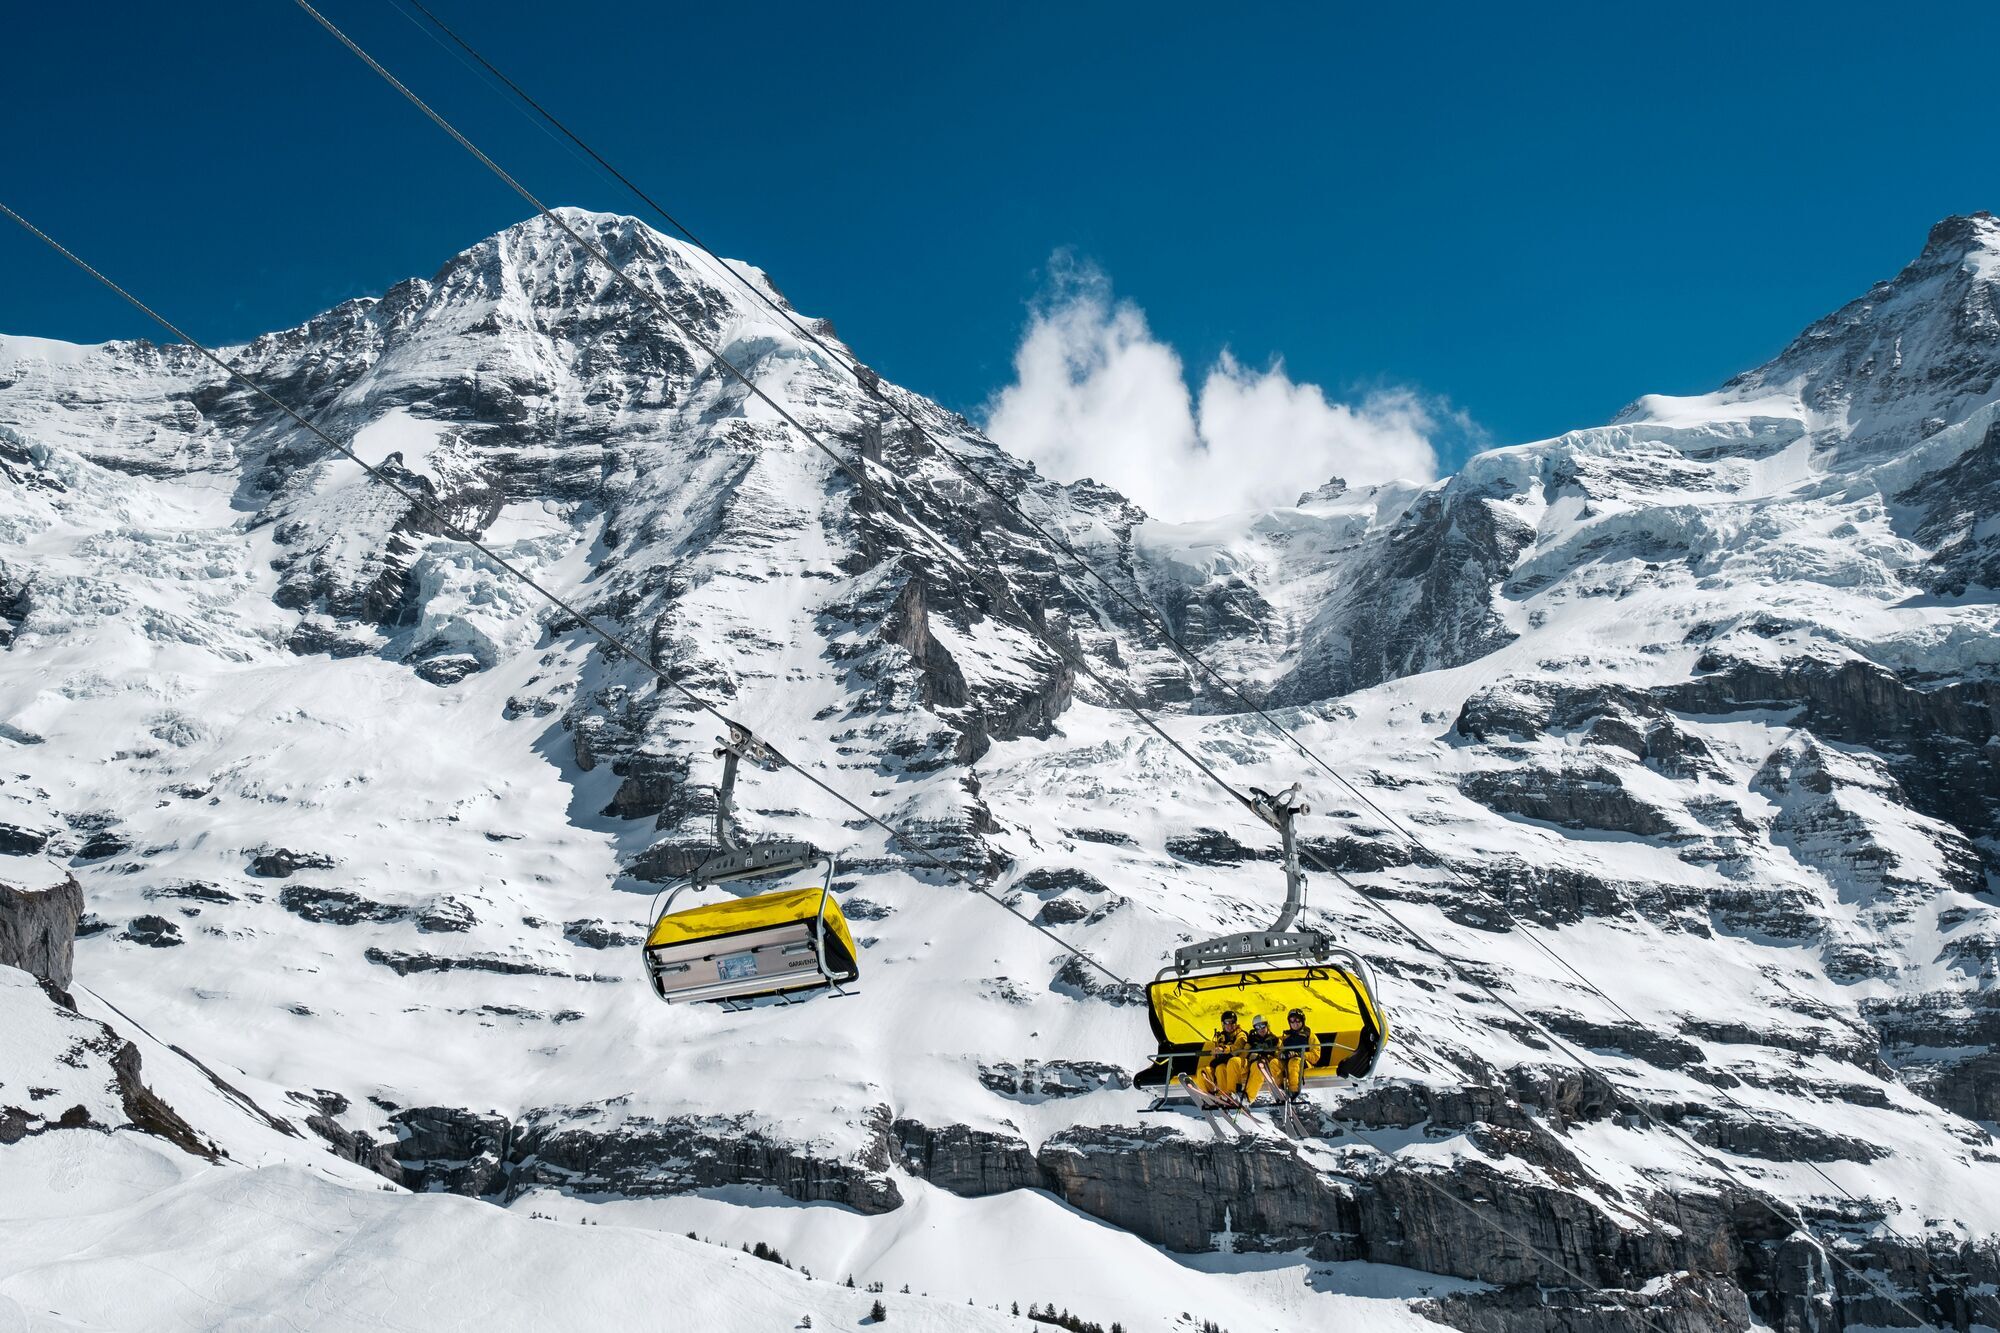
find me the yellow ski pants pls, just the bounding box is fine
[1195,1056,1247,1099]
[1245,1057,1305,1103]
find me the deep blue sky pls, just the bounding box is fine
[5,1,1998,463]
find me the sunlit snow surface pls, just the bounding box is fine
[0,1133,1039,1333]
[3,211,1999,1327]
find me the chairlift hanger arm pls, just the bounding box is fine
[1241,782,1310,935]
[710,719,795,855]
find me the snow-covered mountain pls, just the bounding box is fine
[3,208,1997,1333]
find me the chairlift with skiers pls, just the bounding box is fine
[1136,784,1389,1135]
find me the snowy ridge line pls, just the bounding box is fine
[7,165,1681,1333]
[291,0,1495,964]
[352,14,1980,1320]
[390,0,1461,797]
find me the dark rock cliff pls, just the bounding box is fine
[0,872,83,991]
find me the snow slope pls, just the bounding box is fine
[0,1132,1031,1333]
[4,209,1999,1331]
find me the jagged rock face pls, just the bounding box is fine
[311,1098,905,1212]
[5,210,2000,1332]
[1461,755,1679,838]
[1865,990,2000,1124]
[1754,735,1982,908]
[892,1119,1041,1196]
[1277,477,1537,702]
[0,874,82,991]
[1902,416,2000,595]
[1660,657,2000,860]
[4,210,1132,787]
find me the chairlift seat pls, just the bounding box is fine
[645,884,859,1005]
[1139,952,1388,1090]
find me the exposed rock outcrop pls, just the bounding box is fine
[120,914,183,949]
[0,963,215,1162]
[309,1100,904,1212]
[1275,481,1536,703]
[248,847,339,878]
[1461,757,1676,837]
[0,872,83,990]
[281,886,406,925]
[1666,655,1998,868]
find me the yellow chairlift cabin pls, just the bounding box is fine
[1138,784,1389,1124]
[642,724,860,1008]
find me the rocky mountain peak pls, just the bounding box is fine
[420,209,791,339]
[1915,210,2000,270]
[1294,475,1348,506]
[1712,212,2000,448]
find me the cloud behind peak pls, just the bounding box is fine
[984,258,1462,521]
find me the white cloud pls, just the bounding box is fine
[985,260,1461,521]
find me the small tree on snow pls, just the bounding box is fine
[868,1297,887,1322]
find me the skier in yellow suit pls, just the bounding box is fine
[1193,1009,1249,1102]
[1273,1007,1322,1102]
[1241,1014,1285,1103]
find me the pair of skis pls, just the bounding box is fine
[1178,1074,1253,1140]
[1271,1089,1308,1139]
[1177,1074,1309,1141]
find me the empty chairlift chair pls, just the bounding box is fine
[643,726,860,1007]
